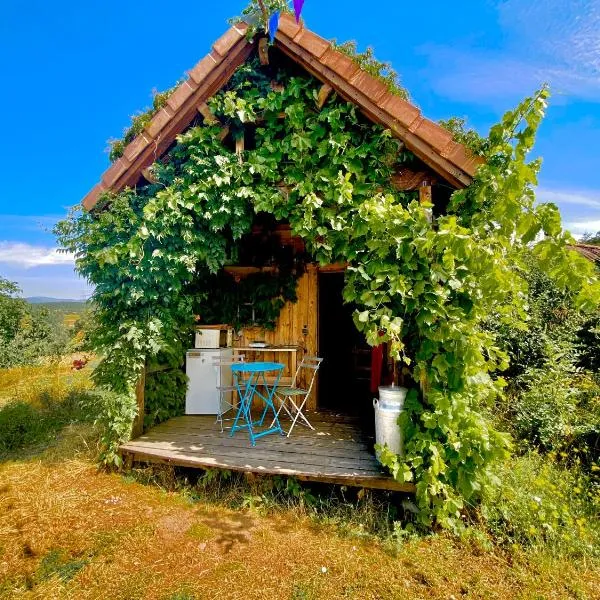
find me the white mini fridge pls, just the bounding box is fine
[185,348,233,415]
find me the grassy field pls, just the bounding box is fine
[0,364,599,599]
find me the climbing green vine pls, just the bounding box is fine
[57,55,599,528]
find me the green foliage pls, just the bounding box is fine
[108,85,180,162]
[57,57,600,530]
[144,368,187,429]
[35,549,89,583]
[84,388,138,468]
[0,277,71,368]
[575,314,600,371]
[0,389,94,458]
[490,251,580,378]
[231,0,292,38]
[194,270,299,330]
[481,453,600,558]
[580,231,600,245]
[506,363,600,463]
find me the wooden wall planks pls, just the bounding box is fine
[235,265,319,409]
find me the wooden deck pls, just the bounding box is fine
[120,414,415,493]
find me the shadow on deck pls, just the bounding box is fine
[120,414,415,493]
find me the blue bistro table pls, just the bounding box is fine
[230,361,285,446]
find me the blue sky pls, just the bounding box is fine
[1,0,599,298]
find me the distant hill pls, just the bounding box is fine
[26,297,83,304]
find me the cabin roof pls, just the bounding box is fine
[571,243,600,264]
[82,13,482,211]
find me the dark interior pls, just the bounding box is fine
[318,272,374,426]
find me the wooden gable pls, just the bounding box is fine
[82,14,482,211]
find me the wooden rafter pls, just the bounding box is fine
[317,83,333,109]
[258,37,270,65]
[197,102,219,125]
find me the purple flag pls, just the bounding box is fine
[293,0,305,23]
[268,10,280,43]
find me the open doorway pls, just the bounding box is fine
[318,272,374,425]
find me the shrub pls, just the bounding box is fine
[0,401,52,454]
[144,368,187,429]
[0,387,96,457]
[575,314,600,371]
[481,453,600,558]
[499,357,600,468]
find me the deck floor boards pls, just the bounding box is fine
[121,415,415,493]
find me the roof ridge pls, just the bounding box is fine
[82,15,481,210]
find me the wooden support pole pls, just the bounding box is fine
[317,83,333,109]
[419,183,433,224]
[197,102,219,125]
[419,183,432,205]
[131,367,146,439]
[236,133,245,163]
[258,37,270,65]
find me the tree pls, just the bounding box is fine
[580,231,600,245]
[0,277,26,345]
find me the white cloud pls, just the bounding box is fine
[0,242,74,268]
[421,0,600,104]
[564,219,600,236]
[536,188,600,210]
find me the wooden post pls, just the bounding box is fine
[306,265,318,410]
[131,367,146,439]
[419,183,432,205]
[236,134,245,163]
[317,84,333,109]
[419,182,433,223]
[197,102,219,125]
[258,37,270,65]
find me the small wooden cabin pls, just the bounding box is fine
[82,14,478,491]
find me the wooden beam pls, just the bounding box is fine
[235,133,245,163]
[318,262,348,273]
[317,83,333,109]
[258,37,270,65]
[419,184,432,205]
[197,102,219,125]
[131,367,146,439]
[419,184,433,223]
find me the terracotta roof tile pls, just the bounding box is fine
[123,130,153,163]
[409,119,454,153]
[166,80,198,112]
[379,95,420,130]
[292,28,330,58]
[82,183,106,211]
[188,53,221,85]
[349,70,389,105]
[101,156,131,188]
[213,23,248,57]
[146,106,175,139]
[278,13,303,38]
[441,143,484,176]
[320,49,360,80]
[571,244,600,263]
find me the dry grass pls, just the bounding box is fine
[1,428,598,600]
[0,359,93,408]
[1,362,598,599]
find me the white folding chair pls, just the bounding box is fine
[212,354,245,432]
[273,356,323,437]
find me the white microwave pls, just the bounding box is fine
[194,326,233,349]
